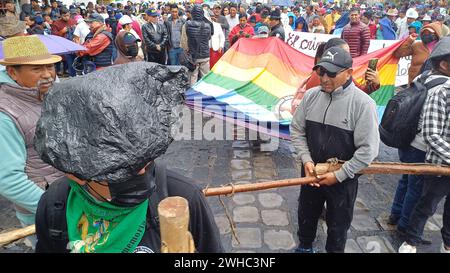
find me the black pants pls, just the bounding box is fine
[405,175,450,246]
[297,178,358,253]
[146,51,166,65]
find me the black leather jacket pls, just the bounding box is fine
[142,22,169,53]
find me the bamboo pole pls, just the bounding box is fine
[203,176,320,196]
[0,225,35,247]
[315,162,450,176]
[158,196,195,253]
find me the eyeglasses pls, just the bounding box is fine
[316,67,347,78]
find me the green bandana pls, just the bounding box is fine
[66,180,148,253]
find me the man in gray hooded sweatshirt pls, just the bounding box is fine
[290,46,380,253]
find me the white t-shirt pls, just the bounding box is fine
[225,15,239,30]
[73,20,91,45]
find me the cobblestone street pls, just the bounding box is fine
[0,114,445,253]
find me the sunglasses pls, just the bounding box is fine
[316,67,347,78]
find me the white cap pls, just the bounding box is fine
[119,15,133,25]
[422,14,432,21]
[406,8,418,19]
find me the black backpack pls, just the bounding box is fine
[42,161,169,251]
[379,74,449,149]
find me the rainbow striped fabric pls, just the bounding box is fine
[186,37,404,139]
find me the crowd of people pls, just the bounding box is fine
[2,0,448,82]
[0,0,449,254]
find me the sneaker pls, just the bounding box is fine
[398,242,417,253]
[387,214,400,225]
[397,226,432,245]
[294,246,316,253]
[440,243,450,253]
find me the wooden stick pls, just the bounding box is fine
[203,176,319,196]
[158,196,195,253]
[2,162,449,247]
[315,162,450,176]
[0,225,35,247]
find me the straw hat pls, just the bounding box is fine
[0,35,62,66]
[386,8,398,16]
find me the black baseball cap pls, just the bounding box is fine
[313,47,353,73]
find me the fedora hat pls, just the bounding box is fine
[0,16,26,38]
[0,35,62,66]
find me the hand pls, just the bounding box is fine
[317,172,338,186]
[365,68,380,86]
[156,44,161,51]
[290,97,301,114]
[62,27,68,34]
[218,48,223,54]
[304,162,320,187]
[409,33,418,40]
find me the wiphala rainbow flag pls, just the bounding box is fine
[186,37,404,139]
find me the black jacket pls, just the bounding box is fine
[185,6,212,60]
[270,23,285,41]
[142,22,169,53]
[35,162,224,253]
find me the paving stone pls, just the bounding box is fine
[232,228,262,248]
[253,157,274,168]
[356,236,395,253]
[232,141,250,148]
[254,167,276,180]
[261,210,289,226]
[432,214,443,229]
[264,230,296,250]
[277,168,298,179]
[230,160,251,170]
[259,140,280,152]
[351,213,380,232]
[425,220,441,231]
[345,239,363,253]
[232,194,256,205]
[231,170,252,181]
[354,198,370,212]
[233,150,251,159]
[233,206,259,223]
[258,193,283,208]
[214,215,231,235]
[376,212,397,231]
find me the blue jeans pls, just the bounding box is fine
[391,146,426,230]
[168,47,183,65]
[64,54,76,77]
[406,175,450,246]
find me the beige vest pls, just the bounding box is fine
[0,83,64,213]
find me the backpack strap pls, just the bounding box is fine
[146,161,169,232]
[424,77,449,90]
[45,179,71,247]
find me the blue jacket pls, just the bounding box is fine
[379,17,397,40]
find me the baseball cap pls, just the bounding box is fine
[145,8,158,17]
[119,14,133,25]
[313,47,353,73]
[85,13,105,23]
[256,25,269,35]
